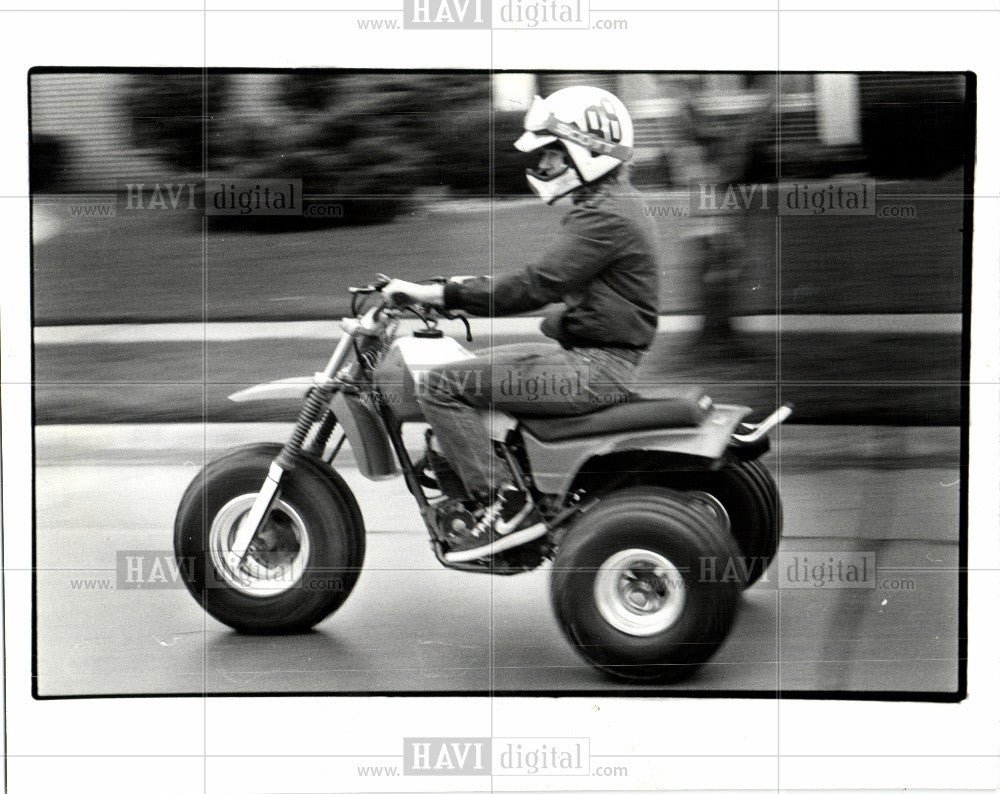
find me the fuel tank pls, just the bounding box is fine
[372,334,476,422]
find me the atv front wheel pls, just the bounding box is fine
[174,444,365,633]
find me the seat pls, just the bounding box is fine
[517,385,712,442]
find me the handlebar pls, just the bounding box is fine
[348,272,392,297]
[397,300,472,342]
[349,275,473,341]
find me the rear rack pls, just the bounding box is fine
[731,405,793,444]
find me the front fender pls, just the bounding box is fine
[228,377,313,403]
[331,391,399,481]
[521,404,751,499]
[228,379,399,481]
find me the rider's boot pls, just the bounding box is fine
[443,485,547,563]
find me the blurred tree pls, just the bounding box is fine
[122,73,230,173]
[667,76,777,355]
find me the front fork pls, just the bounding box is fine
[226,328,358,572]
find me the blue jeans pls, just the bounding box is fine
[416,342,639,499]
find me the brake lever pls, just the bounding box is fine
[402,304,430,323]
[437,307,473,342]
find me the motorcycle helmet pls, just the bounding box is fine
[514,85,634,204]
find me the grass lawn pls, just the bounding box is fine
[34,328,962,425]
[32,178,966,325]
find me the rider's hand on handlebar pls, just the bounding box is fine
[382,279,445,308]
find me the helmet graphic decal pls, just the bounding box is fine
[544,117,632,159]
[584,99,624,144]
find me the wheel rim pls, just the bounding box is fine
[208,494,311,598]
[688,490,731,532]
[594,549,687,636]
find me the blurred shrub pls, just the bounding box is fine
[30,133,72,192]
[428,108,532,197]
[492,110,535,197]
[267,73,429,224]
[213,73,496,228]
[860,101,967,179]
[760,141,869,181]
[858,76,967,179]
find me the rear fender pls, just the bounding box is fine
[522,404,751,499]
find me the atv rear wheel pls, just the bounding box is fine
[550,486,744,682]
[681,458,782,588]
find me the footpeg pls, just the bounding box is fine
[443,522,548,563]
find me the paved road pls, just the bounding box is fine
[33,425,961,697]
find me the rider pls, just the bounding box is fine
[384,85,660,562]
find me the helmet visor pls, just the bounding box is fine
[523,94,553,133]
[514,129,558,153]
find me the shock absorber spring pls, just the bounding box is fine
[278,386,332,467]
[306,408,338,457]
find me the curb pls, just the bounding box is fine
[33,314,963,346]
[35,423,960,470]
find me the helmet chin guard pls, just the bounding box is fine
[525,163,584,204]
[514,85,634,203]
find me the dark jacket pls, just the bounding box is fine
[442,181,660,354]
